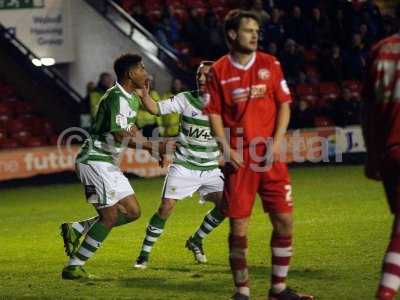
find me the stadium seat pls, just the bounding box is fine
[11,130,31,142]
[171,7,188,23]
[0,84,15,99]
[303,50,318,63]
[0,127,6,140]
[31,119,54,136]
[296,84,318,102]
[314,116,335,127]
[174,42,191,55]
[209,0,226,6]
[318,82,340,101]
[213,6,229,21]
[6,119,27,134]
[0,114,11,125]
[142,0,163,12]
[48,135,59,146]
[343,80,362,100]
[0,102,12,115]
[14,101,34,115]
[0,138,19,149]
[189,57,204,68]
[20,136,45,148]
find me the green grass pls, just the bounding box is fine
[0,165,394,299]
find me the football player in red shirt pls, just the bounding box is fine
[363,7,400,300]
[204,9,313,300]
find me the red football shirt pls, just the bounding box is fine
[363,33,400,170]
[203,51,292,149]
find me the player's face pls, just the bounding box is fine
[196,64,211,94]
[129,62,148,88]
[231,18,259,54]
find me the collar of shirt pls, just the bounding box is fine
[116,82,133,99]
[228,52,256,70]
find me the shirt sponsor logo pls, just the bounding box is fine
[221,76,240,85]
[232,87,250,102]
[258,68,270,80]
[231,85,267,103]
[188,126,213,141]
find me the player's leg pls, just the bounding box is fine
[134,164,200,268]
[224,162,259,300]
[114,195,141,226]
[187,169,226,263]
[229,217,251,300]
[62,162,135,279]
[376,148,400,300]
[60,164,101,257]
[62,203,118,279]
[134,198,177,268]
[186,191,225,263]
[260,162,313,300]
[60,216,99,257]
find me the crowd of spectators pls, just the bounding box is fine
[99,0,399,129]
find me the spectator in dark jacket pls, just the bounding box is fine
[262,8,285,48]
[333,88,361,126]
[319,44,345,83]
[307,7,331,47]
[279,39,304,84]
[284,5,308,46]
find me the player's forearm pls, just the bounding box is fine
[141,94,159,115]
[273,102,290,146]
[209,114,230,154]
[113,128,152,151]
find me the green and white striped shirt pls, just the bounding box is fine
[158,91,220,170]
[77,83,140,165]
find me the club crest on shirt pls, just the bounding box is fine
[258,68,270,80]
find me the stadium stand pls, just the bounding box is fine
[0,24,83,149]
[116,0,397,129]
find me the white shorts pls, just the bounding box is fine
[162,164,224,201]
[76,161,134,208]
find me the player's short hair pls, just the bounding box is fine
[114,54,142,82]
[223,9,260,45]
[197,60,214,73]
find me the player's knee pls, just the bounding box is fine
[272,215,293,236]
[101,213,118,229]
[126,207,141,221]
[158,200,175,219]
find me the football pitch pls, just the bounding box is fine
[0,165,394,299]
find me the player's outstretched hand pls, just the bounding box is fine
[134,79,150,98]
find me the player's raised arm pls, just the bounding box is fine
[135,80,159,115]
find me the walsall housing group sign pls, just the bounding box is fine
[0,0,74,63]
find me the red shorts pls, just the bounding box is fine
[222,149,292,219]
[382,147,400,214]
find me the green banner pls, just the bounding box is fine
[0,0,44,10]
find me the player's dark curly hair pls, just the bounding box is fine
[223,9,260,46]
[114,53,142,83]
